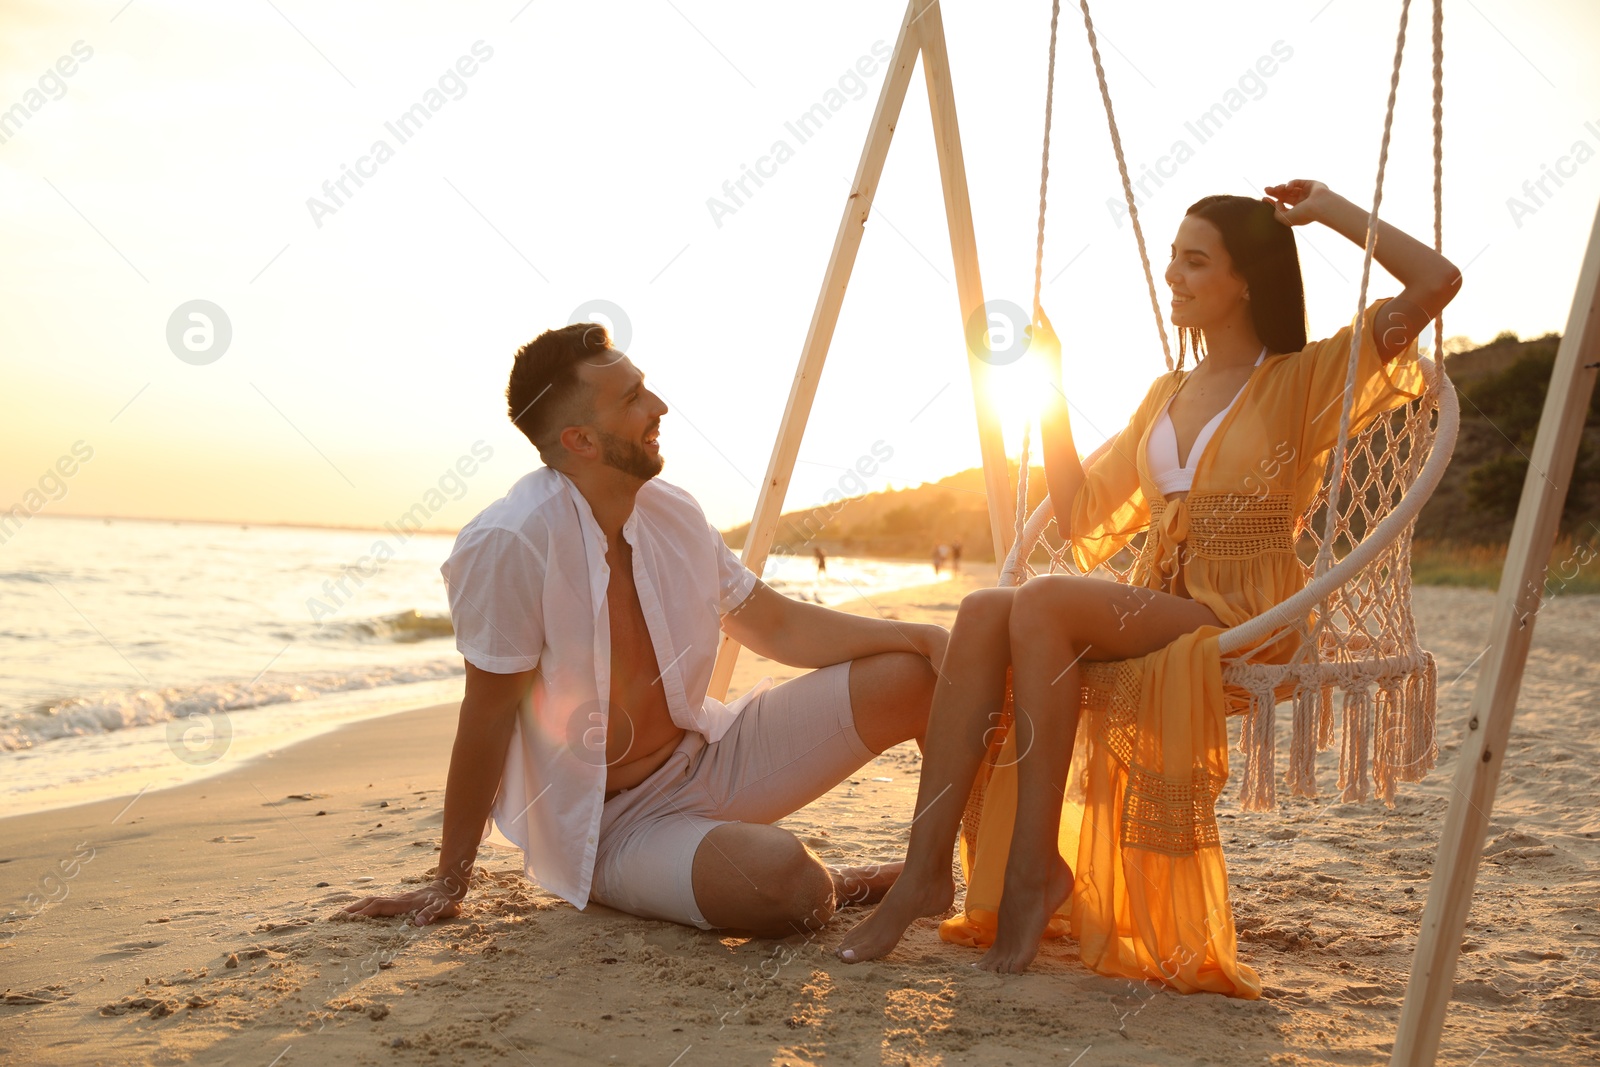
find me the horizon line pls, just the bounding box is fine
[34,511,464,538]
[30,462,1055,538]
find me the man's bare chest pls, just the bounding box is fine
[604,549,666,701]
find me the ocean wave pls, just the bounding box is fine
[0,570,110,584]
[0,659,465,753]
[319,609,455,643]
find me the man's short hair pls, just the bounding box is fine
[506,323,612,457]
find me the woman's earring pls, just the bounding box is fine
[1243,289,1251,301]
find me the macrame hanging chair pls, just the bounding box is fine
[962,0,1459,857]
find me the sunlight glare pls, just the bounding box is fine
[990,345,1054,457]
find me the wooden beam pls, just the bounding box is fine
[1390,197,1600,1065]
[918,0,1017,564]
[706,0,928,702]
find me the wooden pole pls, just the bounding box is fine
[708,0,1015,700]
[1390,196,1600,1065]
[707,0,926,702]
[918,0,1016,564]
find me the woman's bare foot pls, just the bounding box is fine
[830,861,904,908]
[834,868,955,963]
[975,854,1073,973]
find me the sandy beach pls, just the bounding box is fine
[2,566,1597,1066]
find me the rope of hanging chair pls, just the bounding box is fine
[1075,0,1174,370]
[1017,0,1446,602]
[1312,0,1416,580]
[1031,0,1062,322]
[1004,0,1449,644]
[1010,424,1034,586]
[1432,0,1445,348]
[1019,0,1061,585]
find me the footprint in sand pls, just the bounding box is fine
[797,834,843,856]
[256,793,330,807]
[1483,829,1557,863]
[318,890,361,904]
[98,995,184,1018]
[94,939,166,962]
[230,943,290,962]
[1334,983,1391,1006]
[1452,978,1522,1004]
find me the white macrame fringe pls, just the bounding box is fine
[1238,681,1278,812]
[1318,683,1336,750]
[1374,681,1404,805]
[1234,660,1438,812]
[1388,654,1439,796]
[1339,685,1374,803]
[1287,684,1320,799]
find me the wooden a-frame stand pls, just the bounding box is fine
[709,0,1016,701]
[1391,200,1600,1062]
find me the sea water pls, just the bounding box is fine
[0,516,942,818]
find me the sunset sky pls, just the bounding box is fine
[3,0,1598,540]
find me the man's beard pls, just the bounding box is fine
[598,428,663,480]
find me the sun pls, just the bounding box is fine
[986,351,1052,458]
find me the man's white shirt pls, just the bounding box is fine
[439,467,761,908]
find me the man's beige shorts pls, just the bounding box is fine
[588,661,876,929]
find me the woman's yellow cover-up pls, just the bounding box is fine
[940,298,1426,997]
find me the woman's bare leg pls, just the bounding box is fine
[977,575,1222,973]
[835,587,1016,961]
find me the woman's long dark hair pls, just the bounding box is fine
[1178,195,1307,369]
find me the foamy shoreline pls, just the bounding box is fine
[0,522,944,822]
[0,675,469,822]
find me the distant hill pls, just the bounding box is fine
[722,461,1056,564]
[1420,330,1598,543]
[722,330,1598,563]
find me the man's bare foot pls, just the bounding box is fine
[834,868,954,963]
[831,861,904,908]
[975,855,1072,973]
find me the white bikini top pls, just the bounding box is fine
[1146,346,1266,496]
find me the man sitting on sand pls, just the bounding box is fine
[347,323,945,937]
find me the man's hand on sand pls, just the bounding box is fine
[343,879,462,927]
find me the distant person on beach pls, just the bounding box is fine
[813,546,827,575]
[950,541,962,573]
[931,544,946,576]
[347,323,946,938]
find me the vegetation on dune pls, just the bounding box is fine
[1418,331,1600,542]
[1408,330,1600,594]
[722,461,1057,565]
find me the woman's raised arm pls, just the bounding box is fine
[1263,179,1462,360]
[1029,307,1088,529]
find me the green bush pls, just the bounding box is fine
[1466,453,1528,523]
[1455,344,1597,534]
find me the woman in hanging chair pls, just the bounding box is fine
[835,179,1461,994]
